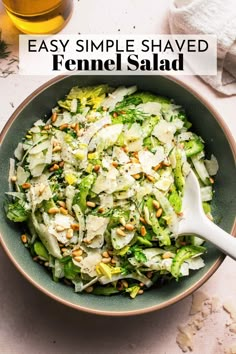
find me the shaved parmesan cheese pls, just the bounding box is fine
[205,154,219,176]
[79,252,102,277]
[99,193,113,209]
[155,175,174,192]
[92,166,119,194]
[29,140,50,155]
[89,123,123,152]
[201,186,213,202]
[80,115,111,145]
[138,147,165,174]
[120,163,142,176]
[112,146,130,164]
[27,182,52,210]
[137,102,161,115]
[111,229,135,250]
[85,215,109,248]
[16,166,30,185]
[152,120,176,144]
[14,142,24,161]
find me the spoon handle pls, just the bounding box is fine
[192,216,236,261]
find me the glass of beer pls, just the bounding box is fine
[2,0,73,34]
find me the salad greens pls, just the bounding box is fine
[6,85,218,298]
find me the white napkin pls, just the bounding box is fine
[169,0,236,95]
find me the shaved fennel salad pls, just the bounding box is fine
[6,85,219,298]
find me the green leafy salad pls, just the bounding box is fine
[6,85,219,298]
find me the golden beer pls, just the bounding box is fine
[2,0,73,34]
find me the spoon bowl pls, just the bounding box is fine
[179,170,236,260]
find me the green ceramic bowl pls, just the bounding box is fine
[0,75,235,316]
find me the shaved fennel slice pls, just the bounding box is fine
[102,86,137,111]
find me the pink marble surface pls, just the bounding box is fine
[0,1,235,353]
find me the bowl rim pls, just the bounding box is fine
[0,74,235,317]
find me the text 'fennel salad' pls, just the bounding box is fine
[6,85,219,298]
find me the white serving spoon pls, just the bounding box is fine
[178,169,236,260]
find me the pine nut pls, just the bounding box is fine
[61,247,68,253]
[140,225,147,237]
[85,286,94,293]
[21,183,31,189]
[60,207,68,215]
[132,173,141,180]
[122,280,129,288]
[113,112,118,118]
[133,151,139,159]
[140,217,146,224]
[59,123,69,130]
[98,207,105,213]
[122,146,128,153]
[83,239,92,244]
[21,234,27,243]
[146,271,153,279]
[48,207,60,214]
[162,251,172,259]
[11,176,17,182]
[51,112,58,123]
[72,249,83,257]
[74,123,80,136]
[116,228,126,237]
[146,174,155,183]
[124,223,135,231]
[58,201,66,208]
[138,289,144,295]
[112,161,118,167]
[22,182,31,189]
[44,124,52,130]
[152,200,160,209]
[163,160,171,167]
[66,229,73,239]
[56,225,65,232]
[59,161,64,168]
[93,164,100,172]
[111,258,116,264]
[102,251,110,258]
[86,201,96,208]
[49,164,59,172]
[71,223,80,231]
[156,208,163,218]
[52,145,61,153]
[130,157,139,164]
[74,256,82,262]
[53,140,59,147]
[153,163,162,171]
[102,257,111,263]
[77,128,84,137]
[209,177,214,184]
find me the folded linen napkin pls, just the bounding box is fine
[169,0,236,95]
